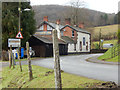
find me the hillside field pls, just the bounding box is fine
[86,24,118,41]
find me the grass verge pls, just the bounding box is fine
[1,65,105,88]
[98,44,119,62]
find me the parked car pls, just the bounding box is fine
[103,44,113,49]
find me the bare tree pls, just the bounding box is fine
[65,0,86,25]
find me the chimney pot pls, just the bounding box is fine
[56,19,60,25]
[65,18,71,25]
[43,16,48,22]
[79,22,84,29]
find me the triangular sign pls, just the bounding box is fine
[16,31,23,39]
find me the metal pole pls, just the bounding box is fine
[52,29,62,89]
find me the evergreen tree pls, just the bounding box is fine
[2,2,36,50]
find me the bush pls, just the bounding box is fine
[2,50,9,61]
[94,43,99,49]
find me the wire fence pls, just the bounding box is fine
[111,44,120,58]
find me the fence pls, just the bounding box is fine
[111,44,120,58]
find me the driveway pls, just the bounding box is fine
[1,53,119,85]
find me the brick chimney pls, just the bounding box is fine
[43,16,48,22]
[43,16,48,31]
[56,19,60,25]
[65,18,71,25]
[79,22,84,29]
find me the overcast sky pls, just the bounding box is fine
[30,0,120,14]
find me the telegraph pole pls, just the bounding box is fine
[52,29,62,89]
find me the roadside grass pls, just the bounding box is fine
[1,65,105,88]
[98,44,119,62]
[1,57,39,62]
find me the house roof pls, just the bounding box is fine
[61,25,91,34]
[37,21,64,30]
[61,36,75,44]
[33,35,67,44]
[37,21,90,34]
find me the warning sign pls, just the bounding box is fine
[16,31,23,39]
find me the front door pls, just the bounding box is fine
[80,41,82,51]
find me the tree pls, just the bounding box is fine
[2,2,36,50]
[65,0,85,25]
[104,14,108,25]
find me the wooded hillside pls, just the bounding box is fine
[32,5,115,27]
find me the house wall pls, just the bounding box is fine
[76,32,90,52]
[68,44,75,52]
[63,27,77,41]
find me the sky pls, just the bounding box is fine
[30,0,120,14]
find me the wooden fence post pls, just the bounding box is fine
[12,50,15,69]
[26,42,33,81]
[52,29,62,89]
[17,47,22,72]
[8,49,11,68]
[10,45,14,68]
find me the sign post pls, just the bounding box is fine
[8,39,21,47]
[16,31,23,39]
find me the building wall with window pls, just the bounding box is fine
[63,27,77,41]
[76,32,91,52]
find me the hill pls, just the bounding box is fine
[86,24,118,41]
[32,5,115,27]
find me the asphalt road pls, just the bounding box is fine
[1,53,119,85]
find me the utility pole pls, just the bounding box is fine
[52,29,62,89]
[26,42,33,81]
[99,29,102,49]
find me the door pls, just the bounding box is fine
[80,41,82,51]
[86,42,88,51]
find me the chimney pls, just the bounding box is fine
[43,16,48,31]
[65,18,71,25]
[56,19,60,25]
[43,16,48,22]
[79,22,84,29]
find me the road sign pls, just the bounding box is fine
[16,31,23,39]
[8,39,21,47]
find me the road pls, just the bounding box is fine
[1,53,119,84]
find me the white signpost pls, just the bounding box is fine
[8,39,21,47]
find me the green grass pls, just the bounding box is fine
[98,44,119,62]
[1,57,39,62]
[1,65,105,88]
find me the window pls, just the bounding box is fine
[72,30,74,37]
[83,37,85,46]
[61,31,63,36]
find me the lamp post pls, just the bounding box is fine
[18,2,31,32]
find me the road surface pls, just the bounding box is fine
[1,54,119,84]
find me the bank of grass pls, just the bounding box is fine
[98,44,119,62]
[1,65,105,89]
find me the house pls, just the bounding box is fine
[29,16,91,57]
[28,16,68,57]
[60,19,91,53]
